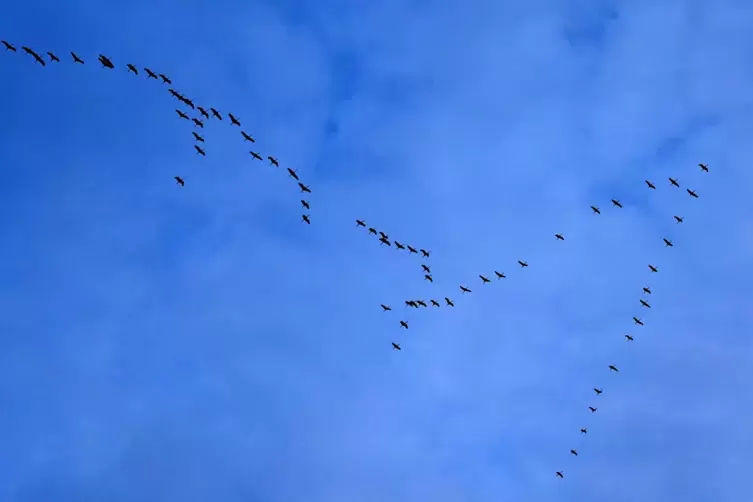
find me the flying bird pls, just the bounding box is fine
[609,365,619,372]
[302,214,311,225]
[518,260,528,268]
[301,200,310,210]
[460,285,471,293]
[47,52,60,63]
[580,428,587,434]
[669,177,680,187]
[495,271,506,279]
[194,145,206,156]
[422,265,431,273]
[687,188,699,198]
[640,299,651,308]
[356,220,366,227]
[70,51,84,64]
[633,317,644,326]
[591,205,601,215]
[299,183,312,193]
[144,67,158,79]
[407,245,418,254]
[430,300,440,307]
[228,113,241,126]
[649,264,658,273]
[2,40,16,51]
[381,304,392,312]
[268,156,279,167]
[241,131,255,142]
[250,151,263,161]
[416,300,427,308]
[645,180,656,189]
[126,63,138,74]
[210,108,222,120]
[699,163,709,172]
[674,215,684,224]
[379,236,391,246]
[445,297,455,307]
[420,249,430,257]
[625,334,634,341]
[392,342,401,351]
[182,98,195,110]
[368,228,377,235]
[611,199,623,208]
[594,388,603,395]
[174,176,184,186]
[556,472,564,479]
[642,286,651,295]
[379,231,388,240]
[570,449,578,457]
[192,132,205,142]
[176,109,189,120]
[589,407,597,413]
[159,73,171,84]
[22,47,45,66]
[424,274,433,283]
[480,275,490,283]
[663,238,673,247]
[97,54,114,68]
[400,321,408,329]
[405,301,418,308]
[555,233,564,240]
[197,106,210,119]
[192,118,204,128]
[394,241,406,250]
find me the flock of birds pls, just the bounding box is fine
[2,37,712,482]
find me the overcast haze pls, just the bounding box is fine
[1,0,752,501]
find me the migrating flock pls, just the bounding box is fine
[2,37,713,483]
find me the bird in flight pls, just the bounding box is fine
[643,286,651,295]
[210,108,223,120]
[640,299,651,308]
[299,183,312,194]
[381,304,391,312]
[416,300,427,308]
[356,220,366,227]
[301,200,310,210]
[608,365,619,372]
[144,67,158,79]
[556,471,564,479]
[228,113,241,126]
[591,205,601,215]
[422,265,431,273]
[71,51,84,64]
[518,260,528,268]
[47,52,60,63]
[379,236,391,246]
[445,297,455,307]
[194,145,206,156]
[250,151,263,161]
[240,131,255,142]
[159,73,171,84]
[425,274,433,283]
[405,301,418,308]
[460,285,472,293]
[555,233,564,241]
[645,180,656,189]
[420,249,430,257]
[394,241,406,250]
[22,46,45,66]
[192,132,205,143]
[268,156,279,167]
[480,275,490,283]
[580,428,587,434]
[594,388,603,395]
[302,214,311,225]
[368,227,377,235]
[633,317,644,326]
[2,40,16,51]
[407,245,419,254]
[174,176,185,186]
[400,321,408,329]
[699,163,709,172]
[648,264,658,273]
[495,271,506,279]
[98,54,114,69]
[570,449,578,457]
[669,177,680,187]
[663,238,673,247]
[625,334,634,341]
[674,215,683,224]
[127,63,138,75]
[176,109,189,120]
[589,407,597,413]
[192,118,204,128]
[430,300,440,307]
[197,107,210,119]
[611,199,623,208]
[687,188,699,198]
[392,342,401,351]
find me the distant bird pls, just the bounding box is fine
[210,107,223,120]
[430,300,440,307]
[192,132,205,142]
[228,113,241,126]
[174,176,185,186]
[379,236,391,246]
[250,151,263,161]
[518,260,528,268]
[356,220,366,228]
[287,168,299,180]
[594,388,603,395]
[405,301,418,308]
[301,200,310,210]
[182,98,196,109]
[22,47,45,66]
[176,110,189,120]
[2,40,16,51]
[674,215,684,224]
[127,63,138,75]
[608,365,619,372]
[368,227,377,235]
[687,188,699,198]
[97,54,114,69]
[299,183,312,194]
[555,233,564,240]
[144,67,158,79]
[633,317,644,326]
[381,304,392,312]
[642,286,651,295]
[425,275,433,283]
[445,297,455,307]
[640,299,651,309]
[645,180,656,189]
[570,449,578,457]
[159,73,171,84]
[495,271,506,279]
[699,163,709,172]
[197,106,210,119]
[302,214,311,224]
[47,52,60,63]
[420,249,430,257]
[669,177,680,187]
[400,321,408,329]
[194,145,206,156]
[192,118,204,128]
[394,241,406,250]
[589,407,597,413]
[611,199,623,208]
[416,300,427,308]
[625,334,634,341]
[460,285,472,294]
[238,131,254,143]
[379,231,388,240]
[268,156,279,167]
[407,245,419,254]
[480,275,490,283]
[392,342,401,351]
[580,428,587,434]
[556,471,564,479]
[70,51,84,64]
[648,264,658,273]
[591,205,601,215]
[422,265,431,273]
[663,238,673,248]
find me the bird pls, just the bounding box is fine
[21,47,45,66]
[556,471,564,479]
[70,51,84,64]
[555,233,564,240]
[176,109,189,120]
[368,228,377,235]
[611,199,623,208]
[633,317,644,326]
[392,342,401,351]
[192,118,204,128]
[425,275,433,283]
[302,215,311,224]
[381,304,392,312]
[228,113,241,126]
[687,188,699,198]
[159,73,171,84]
[2,40,17,51]
[625,334,634,341]
[197,107,210,119]
[268,156,279,167]
[301,200,310,210]
[405,301,418,308]
[299,183,312,193]
[480,275,490,283]
[518,260,528,268]
[648,264,658,273]
[407,245,419,254]
[210,108,223,120]
[416,300,427,308]
[287,168,299,180]
[460,285,471,293]
[589,407,597,413]
[379,236,391,246]
[674,215,684,224]
[495,271,506,279]
[126,63,138,75]
[643,286,652,295]
[591,205,601,215]
[669,177,680,187]
[609,365,619,372]
[580,428,588,434]
[182,97,196,110]
[144,67,158,79]
[430,300,440,307]
[594,388,603,395]
[192,132,205,142]
[640,299,651,308]
[250,151,262,161]
[422,265,431,273]
[394,241,406,250]
[400,321,408,329]
[194,145,206,156]
[663,238,673,247]
[445,297,455,307]
[699,163,709,172]
[174,176,185,186]
[97,54,114,68]
[241,131,255,142]
[420,249,430,257]
[379,231,389,240]
[47,52,60,63]
[356,220,366,227]
[570,449,578,456]
[645,180,656,189]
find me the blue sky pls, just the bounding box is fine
[1,0,752,500]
